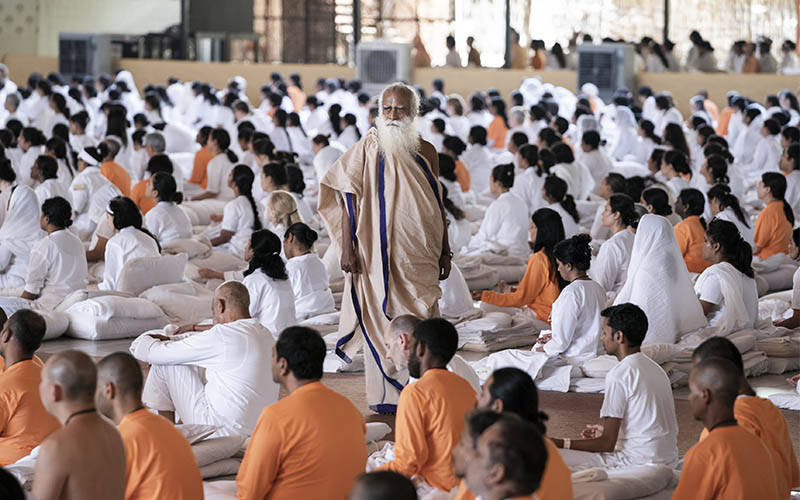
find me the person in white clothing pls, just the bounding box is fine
[634,119,661,165]
[17,127,47,187]
[774,228,800,329]
[589,194,637,302]
[337,113,361,150]
[589,173,627,242]
[732,107,763,166]
[465,164,530,258]
[695,220,758,333]
[266,190,304,243]
[641,186,681,226]
[131,281,279,437]
[707,184,754,248]
[438,154,466,209]
[283,222,335,320]
[285,165,317,228]
[742,118,782,178]
[70,146,118,240]
[654,94,683,137]
[31,155,70,206]
[610,106,639,161]
[97,196,161,291]
[550,143,594,201]
[446,96,472,142]
[461,127,493,194]
[661,150,692,198]
[190,128,237,201]
[578,131,613,192]
[613,214,707,344]
[511,144,546,216]
[44,137,76,190]
[311,134,344,181]
[542,175,580,238]
[209,165,263,259]
[779,143,800,221]
[0,185,43,291]
[241,229,296,336]
[552,303,679,468]
[143,172,192,245]
[442,184,471,253]
[0,160,16,226]
[0,196,87,315]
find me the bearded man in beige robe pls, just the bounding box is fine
[318,82,452,412]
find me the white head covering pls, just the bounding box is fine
[519,78,543,106]
[614,214,707,344]
[611,106,639,161]
[0,185,44,256]
[581,83,599,97]
[114,70,140,99]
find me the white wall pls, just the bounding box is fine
[0,0,41,57]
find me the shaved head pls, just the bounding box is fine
[97,352,143,398]
[690,358,740,409]
[45,350,97,401]
[214,281,251,319]
[387,315,422,339]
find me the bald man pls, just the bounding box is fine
[383,314,480,393]
[349,471,417,500]
[318,82,451,412]
[0,310,59,465]
[96,352,203,500]
[672,358,780,500]
[130,281,278,437]
[33,350,126,500]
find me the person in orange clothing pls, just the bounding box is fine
[692,337,799,498]
[529,40,547,69]
[188,126,214,189]
[475,208,564,325]
[236,326,367,500]
[287,74,306,113]
[442,136,470,192]
[696,89,719,123]
[349,471,417,500]
[98,138,131,196]
[674,188,712,273]
[129,155,173,215]
[754,172,794,258]
[671,358,780,500]
[487,98,509,150]
[0,310,60,465]
[452,368,572,500]
[378,318,477,492]
[463,411,549,500]
[95,351,203,500]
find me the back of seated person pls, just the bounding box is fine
[674,188,712,273]
[349,471,417,500]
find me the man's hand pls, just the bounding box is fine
[497,280,512,293]
[581,424,604,439]
[536,333,553,344]
[341,245,360,273]
[175,324,195,335]
[209,214,223,223]
[471,290,483,301]
[439,254,451,280]
[148,334,172,341]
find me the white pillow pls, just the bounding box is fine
[199,458,241,480]
[40,311,70,340]
[185,252,248,281]
[66,314,169,340]
[162,236,213,259]
[641,343,686,365]
[139,281,213,324]
[117,254,188,296]
[65,296,166,320]
[55,289,133,312]
[192,435,246,468]
[580,355,619,378]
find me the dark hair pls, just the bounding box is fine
[519,144,543,176]
[707,184,749,228]
[744,107,761,124]
[35,155,58,179]
[543,175,579,223]
[551,142,574,164]
[601,303,648,346]
[553,233,592,271]
[197,126,213,145]
[641,187,672,216]
[151,172,183,204]
[491,163,514,189]
[285,165,305,195]
[70,110,89,130]
[327,104,343,135]
[230,165,263,231]
[793,227,800,249]
[0,158,16,183]
[438,153,457,182]
[486,367,549,434]
[275,326,326,380]
[665,150,691,177]
[108,196,161,251]
[354,471,416,500]
[704,154,730,184]
[244,229,288,280]
[440,184,464,221]
[702,143,734,164]
[649,147,665,170]
[608,193,638,227]
[552,116,569,135]
[663,123,690,159]
[443,135,467,156]
[691,336,744,375]
[412,318,459,364]
[531,208,567,288]
[7,309,46,357]
[484,414,548,495]
[582,130,601,149]
[785,142,799,171]
[211,128,238,163]
[510,131,528,149]
[21,127,46,147]
[311,134,329,147]
[490,97,509,128]
[105,106,129,147]
[763,118,780,135]
[761,172,794,225]
[41,196,73,228]
[605,173,626,194]
[654,94,672,110]
[781,127,800,144]
[253,138,275,159]
[638,119,661,143]
[146,154,173,175]
[0,466,26,500]
[706,219,754,278]
[284,222,318,249]
[678,188,705,218]
[469,125,487,146]
[262,162,288,187]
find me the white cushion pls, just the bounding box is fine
[65,296,166,320]
[199,458,241,480]
[118,253,188,296]
[55,289,133,312]
[139,281,213,324]
[185,252,248,281]
[64,296,169,340]
[40,311,70,340]
[162,236,213,259]
[192,435,246,468]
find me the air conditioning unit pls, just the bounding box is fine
[577,44,635,103]
[59,33,118,78]
[356,41,412,96]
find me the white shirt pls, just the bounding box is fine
[547,202,579,238]
[337,126,361,150]
[242,269,296,337]
[286,253,336,320]
[18,146,45,187]
[746,135,782,176]
[713,208,755,248]
[510,168,546,216]
[130,318,278,436]
[543,279,606,364]
[793,267,800,309]
[98,227,160,291]
[220,196,261,259]
[695,262,758,330]
[579,150,613,190]
[313,145,344,181]
[449,116,471,142]
[468,191,530,258]
[784,170,800,222]
[205,154,235,199]
[589,229,635,298]
[24,229,88,306]
[34,178,71,206]
[144,201,193,245]
[551,161,595,200]
[69,134,97,154]
[70,166,112,215]
[665,176,690,198]
[601,352,679,466]
[460,144,493,194]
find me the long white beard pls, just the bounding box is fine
[376,115,420,160]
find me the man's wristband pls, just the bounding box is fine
[442,251,453,259]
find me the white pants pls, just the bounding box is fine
[559,448,633,469]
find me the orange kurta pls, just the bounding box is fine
[481,250,560,322]
[530,50,547,70]
[0,356,43,372]
[380,369,477,491]
[454,160,471,192]
[453,437,572,500]
[236,381,366,500]
[704,99,720,124]
[100,160,131,197]
[672,425,779,500]
[287,86,307,113]
[190,146,214,189]
[487,116,509,150]
[699,397,800,497]
[130,179,156,214]
[716,107,735,136]
[119,408,203,500]
[674,215,711,273]
[754,201,792,258]
[0,360,61,465]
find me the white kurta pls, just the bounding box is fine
[242,268,296,337]
[69,166,113,237]
[216,196,260,259]
[713,208,755,248]
[546,202,579,238]
[467,191,530,257]
[205,154,236,200]
[144,201,193,245]
[785,170,800,223]
[18,146,45,187]
[695,262,758,332]
[313,146,344,181]
[23,228,88,309]
[461,144,493,194]
[285,253,336,320]
[589,229,635,300]
[98,227,160,291]
[34,178,71,206]
[133,318,278,437]
[543,279,606,364]
[510,168,546,216]
[579,150,613,190]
